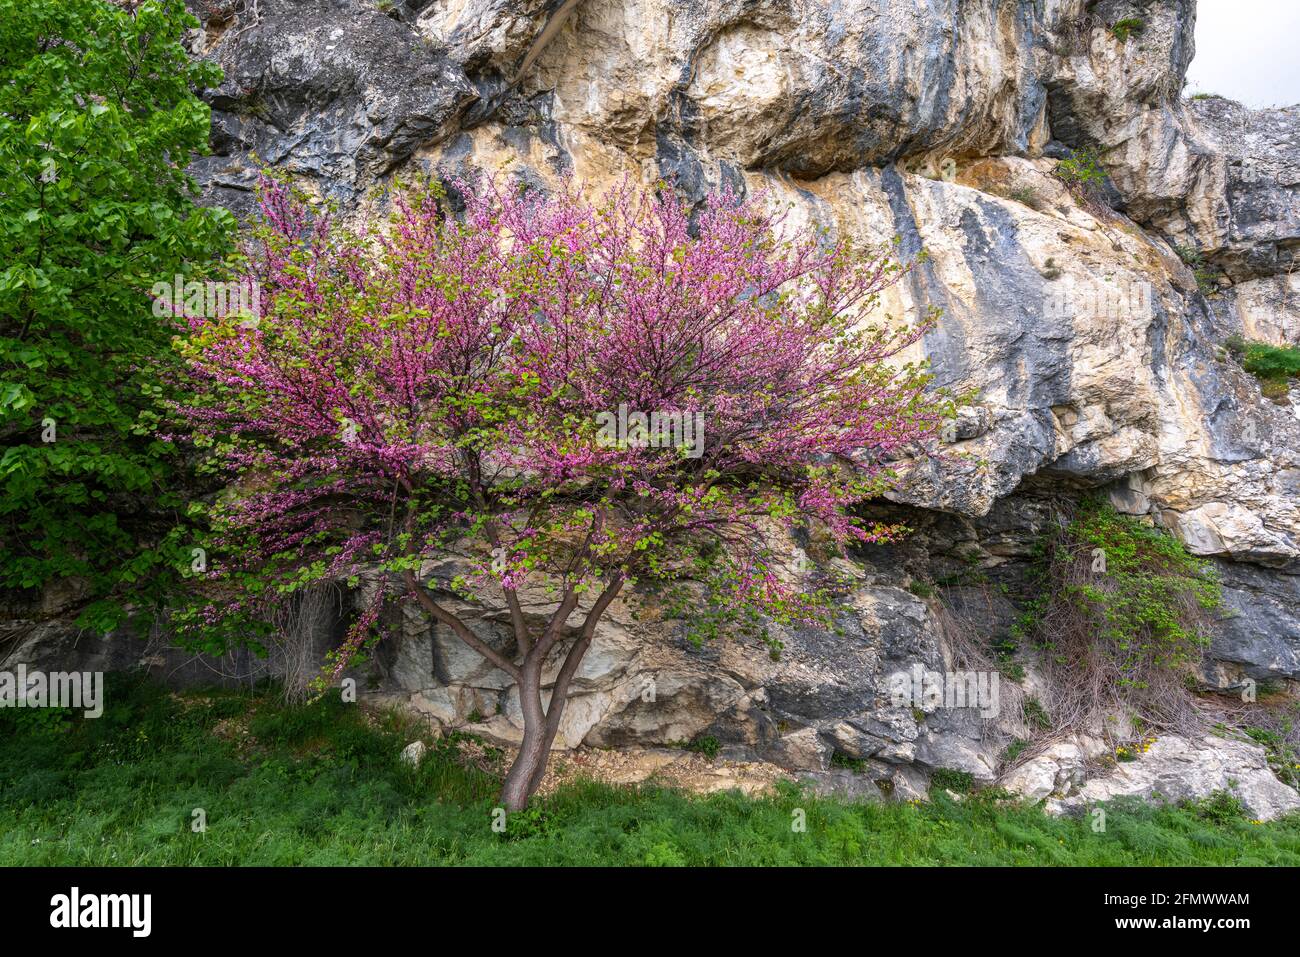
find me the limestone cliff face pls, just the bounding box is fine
[22,0,1300,813]
[188,0,1300,560]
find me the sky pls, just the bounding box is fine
[1184,0,1300,108]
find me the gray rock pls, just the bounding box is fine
[1186,97,1300,281]
[399,740,427,767]
[191,0,478,212]
[1209,560,1300,681]
[1047,734,1300,822]
[999,741,1091,802]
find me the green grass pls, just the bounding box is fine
[3,674,1300,866]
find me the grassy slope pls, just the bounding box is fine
[2,675,1298,866]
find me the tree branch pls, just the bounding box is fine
[534,586,580,659]
[403,569,521,681]
[543,574,624,733]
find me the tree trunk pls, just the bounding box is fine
[500,657,548,811]
[501,577,623,808]
[498,627,601,809]
[500,727,549,811]
[403,527,612,811]
[524,635,594,796]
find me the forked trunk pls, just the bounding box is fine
[498,625,603,809]
[403,569,623,812]
[500,657,549,811]
[500,586,622,810]
[497,644,586,810]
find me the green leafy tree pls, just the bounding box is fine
[0,0,234,628]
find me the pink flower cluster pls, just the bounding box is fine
[171,173,947,656]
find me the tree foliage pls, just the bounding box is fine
[0,0,233,627]
[173,174,949,806]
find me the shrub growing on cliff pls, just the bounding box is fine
[172,175,950,809]
[1233,339,1300,400]
[1055,148,1107,205]
[1173,243,1222,297]
[0,0,233,628]
[1110,18,1145,43]
[1014,499,1222,741]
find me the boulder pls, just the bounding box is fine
[1047,734,1300,822]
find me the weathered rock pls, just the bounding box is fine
[1183,97,1300,281]
[191,0,478,213]
[1208,561,1300,682]
[1042,0,1208,230]
[608,0,1045,177]
[399,740,427,767]
[1002,742,1088,803]
[1213,271,1300,347]
[1047,734,1300,822]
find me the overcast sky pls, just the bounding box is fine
[1184,0,1300,107]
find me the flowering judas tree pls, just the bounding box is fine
[173,175,950,809]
